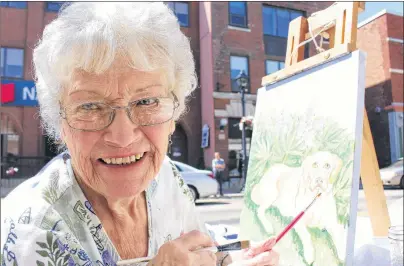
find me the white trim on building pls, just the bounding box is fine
[358,9,403,29]
[213,92,257,101]
[387,37,404,44]
[228,25,251,32]
[214,100,256,118]
[389,68,404,74]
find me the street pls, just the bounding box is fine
[196,188,404,231]
[1,187,402,230]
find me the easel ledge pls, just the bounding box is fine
[261,2,391,237]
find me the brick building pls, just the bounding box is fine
[357,10,403,167]
[1,2,331,178]
[0,2,204,175]
[199,1,331,175]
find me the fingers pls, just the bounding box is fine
[245,238,276,258]
[240,250,280,266]
[179,230,215,251]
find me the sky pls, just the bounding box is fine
[358,1,404,23]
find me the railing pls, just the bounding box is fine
[1,156,52,197]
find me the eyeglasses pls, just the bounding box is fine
[60,93,179,131]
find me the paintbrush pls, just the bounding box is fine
[275,192,322,244]
[117,193,322,265]
[116,241,251,265]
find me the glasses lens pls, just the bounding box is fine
[65,102,112,131]
[130,97,175,126]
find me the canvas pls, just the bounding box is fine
[239,51,366,266]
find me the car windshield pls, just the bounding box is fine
[174,162,198,172]
[392,158,403,167]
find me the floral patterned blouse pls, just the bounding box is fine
[1,153,207,266]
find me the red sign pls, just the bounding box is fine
[1,83,15,104]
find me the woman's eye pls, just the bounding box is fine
[80,103,100,110]
[137,98,158,106]
[324,163,330,169]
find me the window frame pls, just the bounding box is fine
[228,2,248,29]
[0,1,27,9]
[166,2,190,28]
[265,59,285,75]
[262,5,304,38]
[230,54,250,93]
[0,47,25,79]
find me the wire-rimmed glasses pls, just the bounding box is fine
[60,93,179,131]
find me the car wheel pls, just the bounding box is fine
[400,176,404,189]
[188,186,198,202]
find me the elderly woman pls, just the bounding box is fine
[0,2,279,266]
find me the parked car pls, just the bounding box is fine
[172,161,219,202]
[380,158,403,188]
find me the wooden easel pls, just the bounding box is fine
[261,2,391,237]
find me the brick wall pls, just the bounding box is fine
[176,2,203,167]
[210,1,332,168]
[0,2,47,157]
[357,12,403,167]
[386,14,404,105]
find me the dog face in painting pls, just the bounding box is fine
[301,151,343,196]
[250,151,346,264]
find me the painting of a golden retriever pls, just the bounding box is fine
[239,51,366,266]
[251,151,347,264]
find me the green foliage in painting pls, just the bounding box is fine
[244,111,356,265]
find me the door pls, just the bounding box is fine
[170,125,188,164]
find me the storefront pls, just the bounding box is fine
[1,79,57,178]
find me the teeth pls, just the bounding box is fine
[102,153,144,165]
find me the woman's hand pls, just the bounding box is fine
[228,238,279,266]
[149,230,217,266]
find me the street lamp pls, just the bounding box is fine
[235,70,249,192]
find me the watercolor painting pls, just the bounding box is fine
[239,51,366,266]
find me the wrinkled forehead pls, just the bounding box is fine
[63,66,171,100]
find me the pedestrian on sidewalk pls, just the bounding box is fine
[212,152,226,196]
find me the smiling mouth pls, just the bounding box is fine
[98,152,146,166]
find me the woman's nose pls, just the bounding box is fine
[103,109,140,147]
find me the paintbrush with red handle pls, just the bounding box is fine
[245,192,322,256]
[275,192,322,244]
[117,193,322,265]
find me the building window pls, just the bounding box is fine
[0,1,27,8]
[262,6,303,57]
[0,113,20,157]
[229,2,248,28]
[265,60,285,75]
[46,2,64,12]
[230,55,249,92]
[0,48,24,78]
[263,6,303,37]
[167,2,189,27]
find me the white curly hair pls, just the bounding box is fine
[33,2,197,141]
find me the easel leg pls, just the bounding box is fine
[360,110,391,236]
